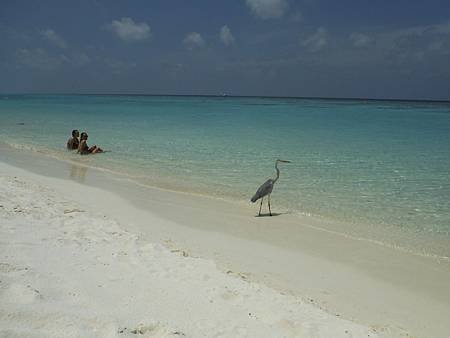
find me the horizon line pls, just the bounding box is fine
[2,92,450,104]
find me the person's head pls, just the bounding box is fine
[80,132,88,141]
[72,129,80,138]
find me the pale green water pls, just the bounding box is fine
[1,94,449,256]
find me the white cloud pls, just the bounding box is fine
[220,25,235,46]
[108,17,151,42]
[15,48,65,70]
[303,27,328,52]
[349,32,372,48]
[15,47,91,70]
[183,32,205,50]
[245,0,289,19]
[380,21,450,63]
[41,29,67,49]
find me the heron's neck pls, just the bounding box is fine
[274,162,280,182]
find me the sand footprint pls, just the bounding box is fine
[1,283,42,304]
[118,322,185,337]
[220,287,240,301]
[0,262,28,274]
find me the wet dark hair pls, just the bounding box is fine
[72,129,79,137]
[80,132,88,140]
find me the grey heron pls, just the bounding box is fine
[251,159,291,216]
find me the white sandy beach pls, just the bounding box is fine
[0,162,378,338]
[1,150,449,338]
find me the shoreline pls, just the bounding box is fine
[1,146,450,336]
[2,141,449,262]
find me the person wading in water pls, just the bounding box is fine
[67,129,80,150]
[77,132,104,155]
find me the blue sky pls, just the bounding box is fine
[1,0,450,100]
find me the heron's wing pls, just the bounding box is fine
[251,179,273,202]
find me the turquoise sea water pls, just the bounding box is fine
[1,94,449,256]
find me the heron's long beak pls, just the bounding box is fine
[278,159,291,163]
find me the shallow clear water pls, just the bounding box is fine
[1,94,449,252]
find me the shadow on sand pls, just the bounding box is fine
[255,212,284,217]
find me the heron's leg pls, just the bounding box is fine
[259,197,264,216]
[268,194,272,216]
